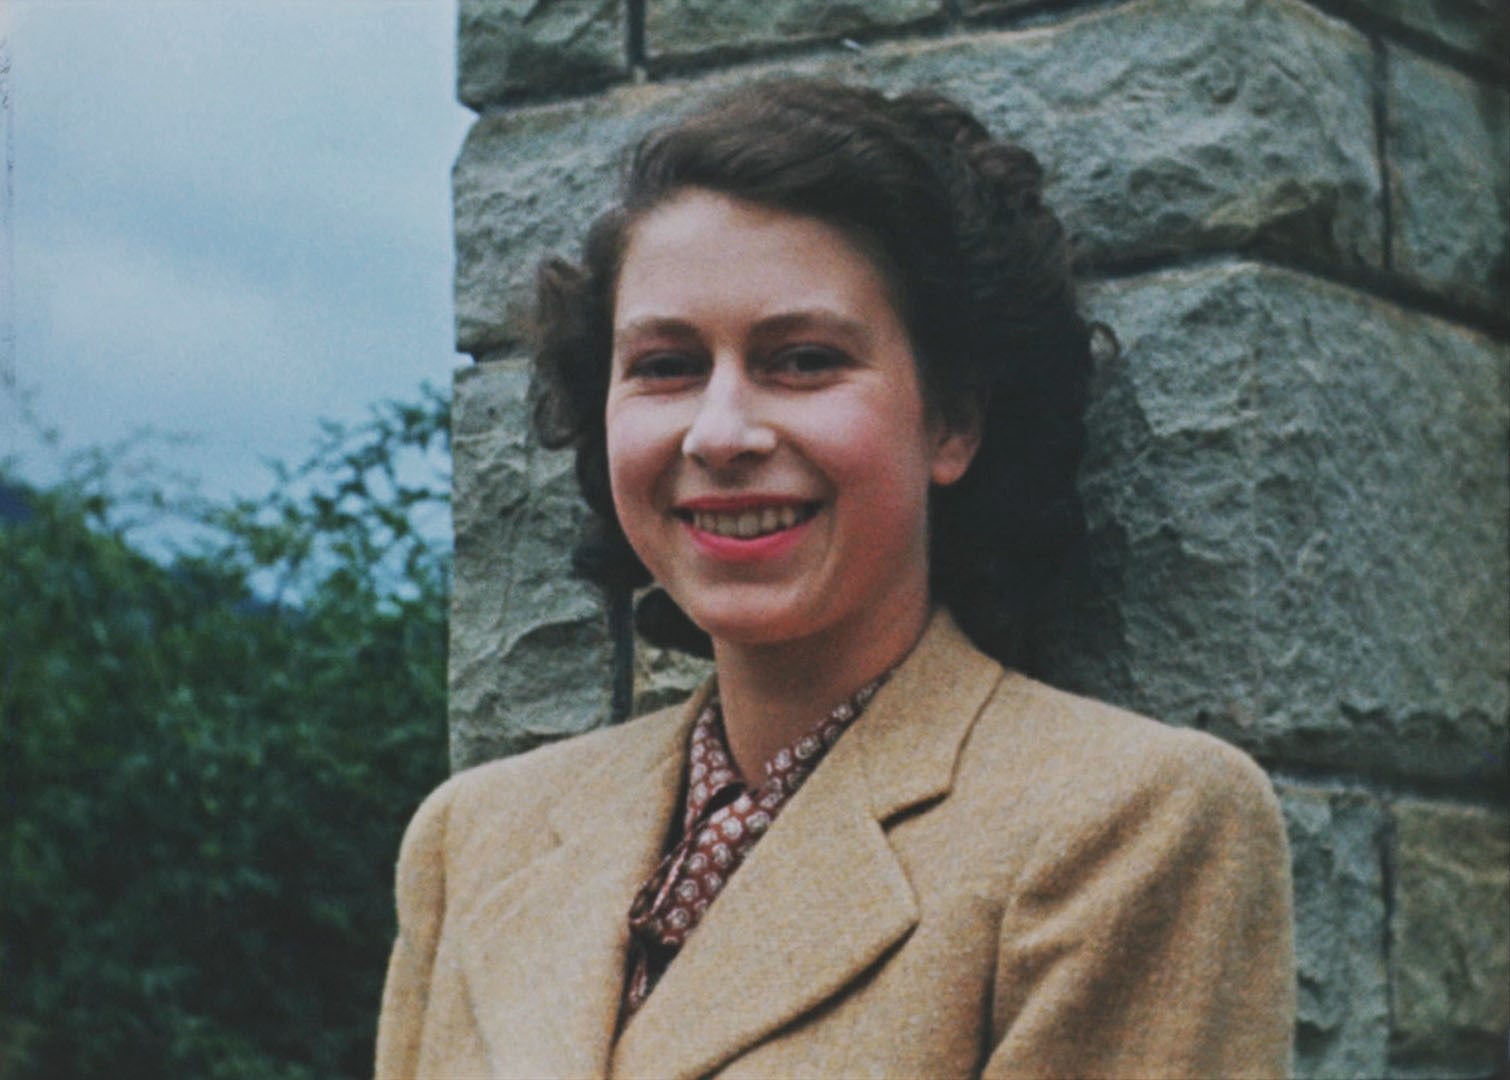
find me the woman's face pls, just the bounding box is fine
[605,189,977,654]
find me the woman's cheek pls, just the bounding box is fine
[606,403,675,558]
[815,402,933,510]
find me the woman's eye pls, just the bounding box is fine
[627,352,703,381]
[769,347,846,379]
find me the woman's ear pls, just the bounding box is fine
[929,397,983,488]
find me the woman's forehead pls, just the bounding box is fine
[613,190,904,331]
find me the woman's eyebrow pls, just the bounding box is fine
[751,310,873,348]
[612,317,700,349]
[614,310,874,349]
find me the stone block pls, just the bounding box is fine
[1389,799,1510,1072]
[862,0,1383,271]
[458,0,627,109]
[1045,262,1509,782]
[1356,0,1510,72]
[454,88,675,354]
[448,358,612,770]
[1385,47,1509,314]
[645,0,940,62]
[1278,784,1389,1078]
[454,0,1382,353]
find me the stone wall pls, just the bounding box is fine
[447,0,1509,1074]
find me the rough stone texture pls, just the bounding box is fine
[633,639,711,715]
[645,0,940,62]
[449,358,611,771]
[458,0,627,109]
[1045,262,1509,782]
[454,0,1381,354]
[1355,0,1510,71]
[857,0,1382,269]
[1389,799,1510,1072]
[961,0,1059,14]
[1385,46,1509,315]
[454,88,670,354]
[1278,784,1389,1078]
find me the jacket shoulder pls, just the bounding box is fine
[396,700,690,869]
[962,674,1281,841]
[968,678,1296,1075]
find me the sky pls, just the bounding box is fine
[2,0,472,549]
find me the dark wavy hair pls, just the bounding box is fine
[532,78,1096,671]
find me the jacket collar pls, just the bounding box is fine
[462,611,1004,1080]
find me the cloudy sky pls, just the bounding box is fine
[3,0,472,540]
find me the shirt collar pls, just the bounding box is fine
[682,672,890,833]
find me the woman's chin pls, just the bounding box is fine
[683,602,818,653]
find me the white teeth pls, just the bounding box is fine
[691,505,811,539]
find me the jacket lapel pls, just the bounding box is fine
[612,612,1005,1080]
[458,693,704,1079]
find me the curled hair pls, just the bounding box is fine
[532,78,1096,671]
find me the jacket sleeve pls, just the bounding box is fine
[374,782,454,1080]
[983,736,1296,1079]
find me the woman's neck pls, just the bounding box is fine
[711,603,931,785]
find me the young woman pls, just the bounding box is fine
[376,80,1294,1078]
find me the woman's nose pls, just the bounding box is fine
[681,367,777,467]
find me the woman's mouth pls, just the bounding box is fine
[678,503,819,540]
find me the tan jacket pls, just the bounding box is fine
[375,613,1295,1079]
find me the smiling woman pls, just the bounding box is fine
[605,190,977,734]
[375,79,1296,1079]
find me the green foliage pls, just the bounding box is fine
[0,388,452,1078]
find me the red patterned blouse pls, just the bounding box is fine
[622,675,889,1018]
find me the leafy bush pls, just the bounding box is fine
[0,389,451,1078]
